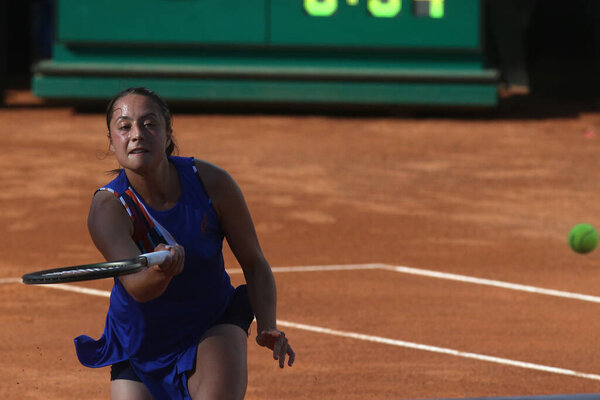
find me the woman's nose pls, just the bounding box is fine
[130,123,144,140]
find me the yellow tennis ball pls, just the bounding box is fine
[568,223,599,254]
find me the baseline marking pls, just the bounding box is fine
[226,264,384,274]
[28,273,600,382]
[41,284,111,298]
[0,278,21,284]
[7,263,600,305]
[277,320,600,382]
[381,265,600,304]
[231,263,600,304]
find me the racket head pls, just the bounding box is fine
[22,257,145,285]
[21,250,171,285]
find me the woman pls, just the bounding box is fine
[75,87,294,400]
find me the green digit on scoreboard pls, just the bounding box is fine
[304,0,338,17]
[367,0,401,18]
[302,0,444,19]
[429,0,444,18]
[413,0,445,18]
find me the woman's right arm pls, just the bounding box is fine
[87,191,184,302]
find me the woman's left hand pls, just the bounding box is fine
[256,328,295,368]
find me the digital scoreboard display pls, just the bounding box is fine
[304,0,444,19]
[56,0,476,49]
[270,0,475,49]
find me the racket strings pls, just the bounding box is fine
[41,263,134,277]
[22,258,146,284]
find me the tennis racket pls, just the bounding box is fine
[22,251,171,285]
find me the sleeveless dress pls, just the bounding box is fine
[74,156,235,399]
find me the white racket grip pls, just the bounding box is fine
[142,250,171,266]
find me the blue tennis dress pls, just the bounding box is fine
[74,156,235,399]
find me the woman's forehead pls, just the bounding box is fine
[111,94,162,120]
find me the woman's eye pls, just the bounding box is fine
[144,121,155,128]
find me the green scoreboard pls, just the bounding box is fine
[32,0,498,106]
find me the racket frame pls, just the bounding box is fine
[21,251,170,285]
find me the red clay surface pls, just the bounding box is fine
[1,91,600,399]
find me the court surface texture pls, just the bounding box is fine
[2,91,600,399]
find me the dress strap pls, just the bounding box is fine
[97,187,176,253]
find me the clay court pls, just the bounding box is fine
[1,90,600,399]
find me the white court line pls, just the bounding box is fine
[31,275,600,382]
[277,320,600,382]
[42,284,111,298]
[226,264,384,274]
[381,265,600,304]
[19,262,600,305]
[233,263,600,305]
[0,278,21,284]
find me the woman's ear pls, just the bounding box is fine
[166,129,173,149]
[107,132,115,152]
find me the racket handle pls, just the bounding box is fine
[141,250,171,266]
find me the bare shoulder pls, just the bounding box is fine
[193,158,243,214]
[88,190,132,236]
[89,189,121,215]
[193,158,237,191]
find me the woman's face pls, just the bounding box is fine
[108,94,172,174]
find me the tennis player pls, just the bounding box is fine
[75,87,294,400]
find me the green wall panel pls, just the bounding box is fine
[34,0,496,106]
[49,43,485,70]
[57,0,267,45]
[33,75,497,106]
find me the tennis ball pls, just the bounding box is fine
[568,223,599,254]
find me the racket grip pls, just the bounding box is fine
[142,250,171,266]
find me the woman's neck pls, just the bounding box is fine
[125,158,181,210]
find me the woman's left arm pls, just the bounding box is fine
[197,160,295,368]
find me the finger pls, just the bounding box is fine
[161,248,175,270]
[287,345,295,367]
[277,337,288,368]
[177,246,185,273]
[166,245,184,275]
[158,243,173,254]
[174,259,184,275]
[272,336,282,360]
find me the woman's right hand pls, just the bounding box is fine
[256,328,295,368]
[152,243,185,277]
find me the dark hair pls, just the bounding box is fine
[106,87,176,156]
